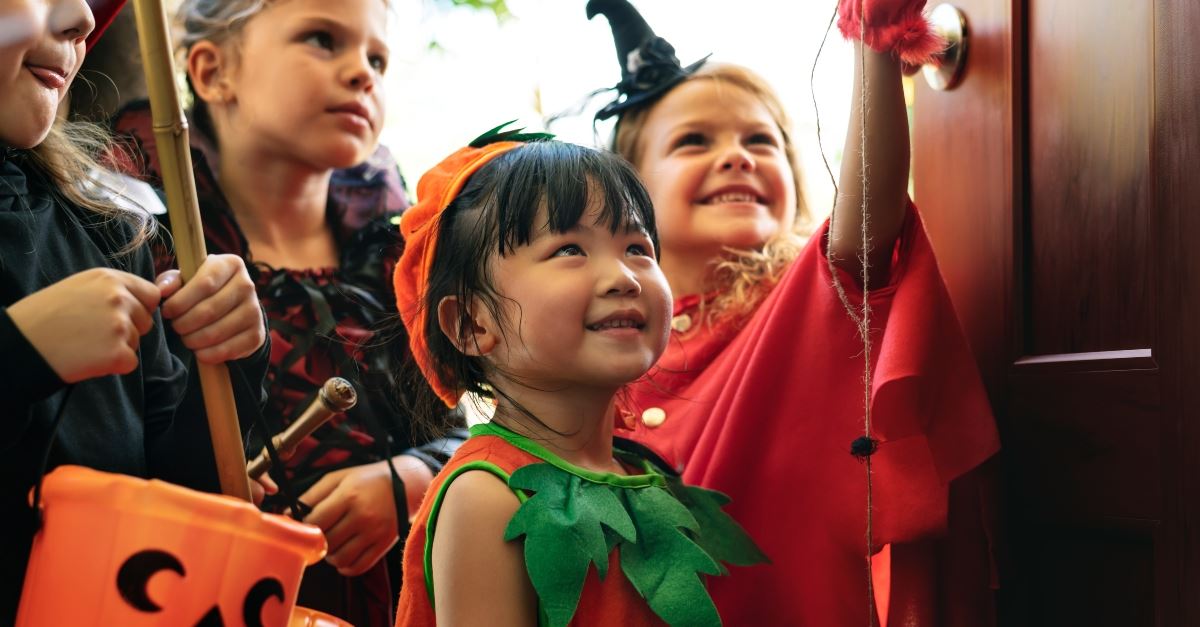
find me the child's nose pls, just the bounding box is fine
[603,262,642,297]
[718,145,755,173]
[342,53,375,91]
[52,0,93,43]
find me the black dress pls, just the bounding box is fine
[0,150,189,623]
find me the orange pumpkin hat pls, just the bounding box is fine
[393,123,552,408]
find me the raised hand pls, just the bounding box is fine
[7,268,161,383]
[836,0,943,65]
[157,254,265,364]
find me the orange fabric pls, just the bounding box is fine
[392,141,522,407]
[395,435,666,626]
[18,466,325,626]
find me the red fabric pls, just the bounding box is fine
[393,141,522,408]
[837,0,944,66]
[85,0,125,52]
[396,435,666,626]
[620,204,999,625]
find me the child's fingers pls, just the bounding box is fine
[192,327,265,363]
[160,272,235,325]
[256,472,279,495]
[250,480,266,507]
[124,291,156,338]
[304,491,352,536]
[110,345,141,377]
[299,471,350,525]
[327,535,376,576]
[320,504,366,554]
[154,269,183,300]
[175,291,260,345]
[168,282,242,336]
[159,255,241,320]
[298,469,345,508]
[180,304,262,357]
[115,271,164,313]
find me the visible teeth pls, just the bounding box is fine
[707,192,758,204]
[590,319,638,330]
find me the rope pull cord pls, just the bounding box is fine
[813,2,878,624]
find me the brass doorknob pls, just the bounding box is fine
[922,4,968,91]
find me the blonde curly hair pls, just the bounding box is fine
[612,62,812,325]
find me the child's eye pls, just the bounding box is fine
[369,54,388,73]
[552,244,585,257]
[747,132,779,147]
[302,31,335,51]
[626,243,652,258]
[672,132,707,149]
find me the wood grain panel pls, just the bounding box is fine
[1007,369,1161,520]
[913,0,1015,399]
[1026,0,1154,355]
[1153,0,1200,623]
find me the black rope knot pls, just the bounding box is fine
[849,436,879,460]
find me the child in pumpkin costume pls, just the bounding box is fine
[391,127,764,626]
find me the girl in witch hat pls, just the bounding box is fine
[110,1,466,624]
[583,0,1000,625]
[0,0,266,622]
[391,126,764,626]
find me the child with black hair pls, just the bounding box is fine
[0,0,266,622]
[391,128,764,626]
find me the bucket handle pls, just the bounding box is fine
[30,384,77,530]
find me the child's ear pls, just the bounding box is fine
[437,296,497,357]
[186,40,234,105]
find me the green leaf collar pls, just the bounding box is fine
[424,422,767,627]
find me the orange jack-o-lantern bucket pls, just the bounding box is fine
[16,465,327,626]
[289,606,354,626]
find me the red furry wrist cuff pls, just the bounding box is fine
[837,3,945,66]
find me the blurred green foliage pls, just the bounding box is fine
[435,0,512,21]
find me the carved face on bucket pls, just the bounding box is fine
[117,549,286,626]
[16,467,327,627]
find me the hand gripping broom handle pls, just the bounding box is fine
[131,0,252,501]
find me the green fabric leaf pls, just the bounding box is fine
[620,486,722,627]
[504,463,636,627]
[469,120,555,148]
[664,477,770,574]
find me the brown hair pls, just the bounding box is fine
[613,62,812,324]
[174,0,274,142]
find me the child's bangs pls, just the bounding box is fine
[488,142,658,255]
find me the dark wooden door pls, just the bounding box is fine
[912,1,1200,625]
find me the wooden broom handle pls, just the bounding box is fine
[130,0,251,501]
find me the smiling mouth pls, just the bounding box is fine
[700,191,765,205]
[586,319,645,331]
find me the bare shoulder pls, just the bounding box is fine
[431,470,536,626]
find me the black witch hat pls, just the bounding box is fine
[587,0,709,121]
